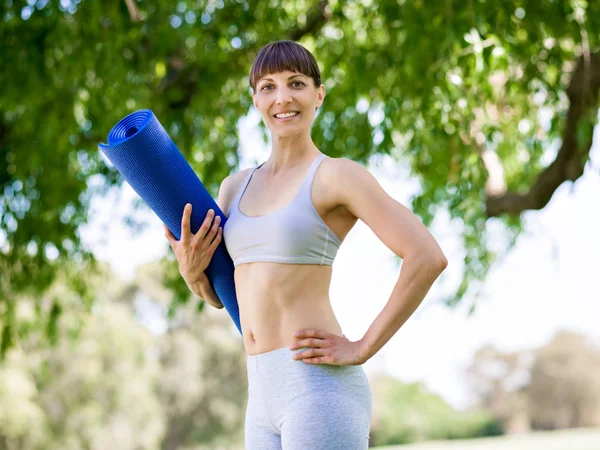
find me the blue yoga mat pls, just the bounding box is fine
[99,109,241,335]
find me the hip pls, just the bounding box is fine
[246,345,371,411]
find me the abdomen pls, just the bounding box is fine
[234,263,343,356]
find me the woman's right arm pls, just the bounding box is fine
[164,173,242,309]
[187,272,224,309]
[183,172,237,309]
[193,171,254,308]
[164,204,223,309]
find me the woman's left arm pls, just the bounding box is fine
[292,158,448,365]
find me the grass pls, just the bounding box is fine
[372,427,600,450]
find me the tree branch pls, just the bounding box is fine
[0,121,12,187]
[124,0,140,22]
[486,53,600,217]
[156,1,333,109]
[288,0,332,41]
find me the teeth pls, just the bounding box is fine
[275,112,299,118]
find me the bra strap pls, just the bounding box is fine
[298,154,328,195]
[229,165,260,215]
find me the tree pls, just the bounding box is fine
[528,330,600,430]
[467,330,600,433]
[0,266,165,450]
[0,261,248,449]
[466,344,532,433]
[2,1,599,351]
[369,373,501,446]
[134,262,248,450]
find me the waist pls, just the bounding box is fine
[246,346,368,378]
[234,263,342,356]
[240,299,343,356]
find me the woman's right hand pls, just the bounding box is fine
[163,203,222,286]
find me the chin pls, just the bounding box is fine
[267,123,308,138]
[275,128,306,138]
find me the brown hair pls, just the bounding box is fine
[249,40,321,93]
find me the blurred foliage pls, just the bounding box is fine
[369,374,502,446]
[1,0,599,352]
[1,261,597,448]
[0,261,248,449]
[467,330,600,433]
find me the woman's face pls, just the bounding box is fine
[252,70,325,138]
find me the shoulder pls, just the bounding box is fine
[320,156,368,179]
[217,168,253,216]
[319,156,382,204]
[220,167,253,193]
[318,156,398,223]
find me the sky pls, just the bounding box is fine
[82,111,600,409]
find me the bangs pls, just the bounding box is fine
[249,41,321,91]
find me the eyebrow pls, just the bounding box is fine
[258,74,307,83]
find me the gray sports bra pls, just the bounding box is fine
[223,154,342,267]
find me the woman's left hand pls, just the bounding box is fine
[290,329,368,366]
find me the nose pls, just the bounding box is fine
[275,86,292,105]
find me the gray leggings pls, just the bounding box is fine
[245,346,372,450]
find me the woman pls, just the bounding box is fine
[164,40,448,450]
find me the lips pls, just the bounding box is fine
[273,111,300,119]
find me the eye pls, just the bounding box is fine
[260,84,275,91]
[292,81,306,88]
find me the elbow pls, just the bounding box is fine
[212,300,225,310]
[407,246,447,275]
[436,252,448,274]
[203,299,224,310]
[429,246,448,275]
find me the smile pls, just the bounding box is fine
[274,111,300,120]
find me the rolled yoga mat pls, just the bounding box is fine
[99,109,241,335]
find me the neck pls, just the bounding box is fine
[264,130,320,174]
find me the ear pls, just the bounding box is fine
[252,92,257,109]
[316,84,326,109]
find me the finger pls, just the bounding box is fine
[195,208,215,241]
[163,224,177,248]
[303,357,326,364]
[163,223,174,241]
[293,348,327,361]
[208,227,223,253]
[180,203,193,246]
[291,338,328,350]
[206,215,221,243]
